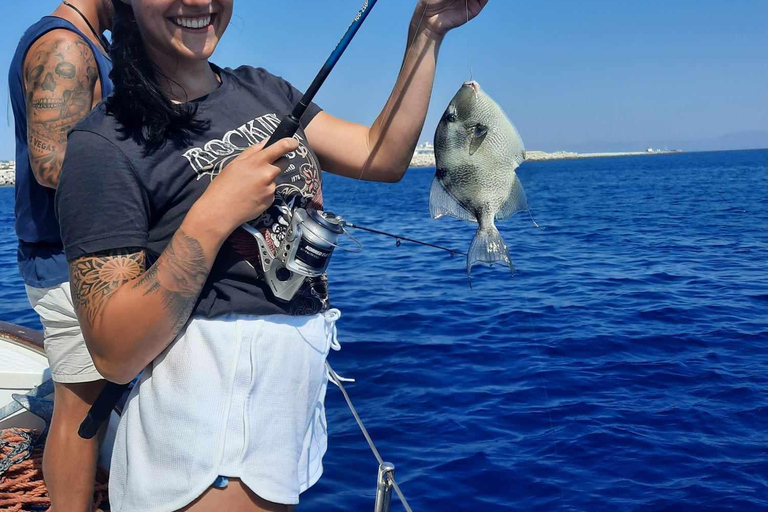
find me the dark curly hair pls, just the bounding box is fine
[106,0,209,152]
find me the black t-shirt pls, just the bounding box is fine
[56,65,329,317]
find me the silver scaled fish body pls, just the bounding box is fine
[431,80,529,283]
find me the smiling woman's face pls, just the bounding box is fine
[124,0,233,65]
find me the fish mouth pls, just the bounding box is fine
[462,80,481,96]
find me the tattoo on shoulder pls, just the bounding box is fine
[70,249,146,327]
[24,34,98,186]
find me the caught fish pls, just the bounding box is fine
[431,80,532,283]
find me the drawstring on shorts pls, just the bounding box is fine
[323,308,355,385]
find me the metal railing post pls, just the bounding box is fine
[374,462,395,512]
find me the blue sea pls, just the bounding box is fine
[1,149,766,511]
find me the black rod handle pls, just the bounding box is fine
[265,115,301,148]
[78,381,128,439]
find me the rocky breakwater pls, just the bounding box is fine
[526,149,681,161]
[0,162,15,186]
[410,141,437,168]
[525,151,579,161]
[405,145,684,168]
[410,152,436,167]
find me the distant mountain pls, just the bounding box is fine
[701,130,768,151]
[556,130,768,154]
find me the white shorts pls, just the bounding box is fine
[25,282,103,384]
[109,309,341,512]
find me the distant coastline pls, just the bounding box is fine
[4,146,759,185]
[524,148,683,161]
[408,142,683,167]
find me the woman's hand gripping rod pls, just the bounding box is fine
[78,0,380,440]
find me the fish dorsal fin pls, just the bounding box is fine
[429,175,477,223]
[496,172,529,221]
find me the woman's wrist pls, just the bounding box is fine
[409,17,447,44]
[184,198,233,250]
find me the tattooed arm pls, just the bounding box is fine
[23,30,100,188]
[61,134,297,383]
[68,209,225,384]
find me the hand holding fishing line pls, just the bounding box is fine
[412,0,489,36]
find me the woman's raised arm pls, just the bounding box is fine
[305,0,489,183]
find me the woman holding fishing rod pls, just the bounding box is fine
[55,0,488,510]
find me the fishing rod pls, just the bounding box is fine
[344,222,466,256]
[263,0,379,147]
[79,0,381,440]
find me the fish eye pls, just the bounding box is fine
[444,105,458,123]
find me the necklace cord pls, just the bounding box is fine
[62,1,110,55]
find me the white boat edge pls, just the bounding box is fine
[0,321,118,470]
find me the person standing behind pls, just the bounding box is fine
[8,1,113,510]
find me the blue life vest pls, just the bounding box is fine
[9,17,113,287]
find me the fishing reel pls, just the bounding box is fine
[241,208,362,301]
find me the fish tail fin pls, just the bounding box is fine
[467,224,513,282]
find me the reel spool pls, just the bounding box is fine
[242,208,362,301]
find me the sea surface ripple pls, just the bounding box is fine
[0,149,766,511]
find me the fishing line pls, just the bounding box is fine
[528,210,540,228]
[327,363,415,512]
[341,0,429,213]
[342,0,479,212]
[410,1,431,50]
[523,292,565,506]
[466,0,474,82]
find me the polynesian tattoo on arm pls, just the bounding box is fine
[23,33,98,188]
[69,248,147,328]
[69,230,209,336]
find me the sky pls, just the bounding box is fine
[1,0,766,159]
